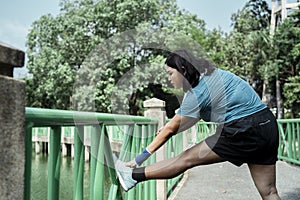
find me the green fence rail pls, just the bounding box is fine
[25,107,186,200]
[25,107,300,200]
[277,118,300,165]
[195,121,217,143]
[25,107,159,200]
[165,132,184,196]
[32,126,126,142]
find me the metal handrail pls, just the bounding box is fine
[277,119,300,165]
[25,107,159,200]
[26,107,157,126]
[26,108,299,200]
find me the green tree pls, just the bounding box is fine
[25,0,208,117]
[283,74,300,118]
[231,0,270,33]
[223,0,272,98]
[272,8,300,117]
[26,14,76,109]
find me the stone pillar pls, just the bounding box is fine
[35,142,41,154]
[85,146,90,162]
[143,98,167,200]
[0,43,25,199]
[71,144,75,158]
[62,144,68,157]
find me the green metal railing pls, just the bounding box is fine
[32,126,124,143]
[25,107,299,200]
[195,121,217,143]
[165,132,184,195]
[277,118,300,165]
[25,107,188,200]
[25,107,158,200]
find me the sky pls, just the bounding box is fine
[0,0,271,77]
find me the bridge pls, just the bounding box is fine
[1,43,300,200]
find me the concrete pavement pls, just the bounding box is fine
[170,161,300,200]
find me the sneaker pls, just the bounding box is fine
[113,154,137,191]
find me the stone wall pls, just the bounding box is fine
[0,43,25,199]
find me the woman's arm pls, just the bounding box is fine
[147,114,198,152]
[126,114,199,167]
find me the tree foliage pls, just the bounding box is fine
[222,0,271,96]
[25,0,300,118]
[25,0,207,117]
[273,7,300,116]
[231,0,271,33]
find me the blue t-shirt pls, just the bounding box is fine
[177,69,266,123]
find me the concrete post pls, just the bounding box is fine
[71,144,75,158]
[62,144,68,157]
[143,98,167,200]
[85,146,90,162]
[35,142,41,154]
[0,42,25,199]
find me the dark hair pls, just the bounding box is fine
[165,49,216,92]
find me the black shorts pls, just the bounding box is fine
[205,108,279,166]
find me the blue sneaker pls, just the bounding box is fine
[113,154,137,191]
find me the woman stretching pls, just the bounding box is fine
[114,49,281,200]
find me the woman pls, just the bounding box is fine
[114,49,281,200]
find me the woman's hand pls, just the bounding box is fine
[125,160,137,168]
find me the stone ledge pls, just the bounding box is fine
[0,42,25,68]
[143,98,165,108]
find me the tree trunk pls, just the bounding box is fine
[276,79,284,119]
[262,76,272,107]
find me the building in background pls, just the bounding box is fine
[270,0,300,34]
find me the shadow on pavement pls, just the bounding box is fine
[281,188,300,200]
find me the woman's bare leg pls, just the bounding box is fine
[145,141,224,179]
[248,164,281,200]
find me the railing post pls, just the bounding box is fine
[48,126,62,200]
[143,98,167,200]
[74,125,84,200]
[0,42,25,199]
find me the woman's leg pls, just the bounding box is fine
[248,164,281,200]
[144,141,224,180]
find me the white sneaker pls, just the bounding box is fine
[113,154,137,191]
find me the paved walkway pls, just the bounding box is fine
[170,161,300,200]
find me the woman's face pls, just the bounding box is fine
[165,65,184,89]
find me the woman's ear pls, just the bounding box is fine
[181,66,187,76]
